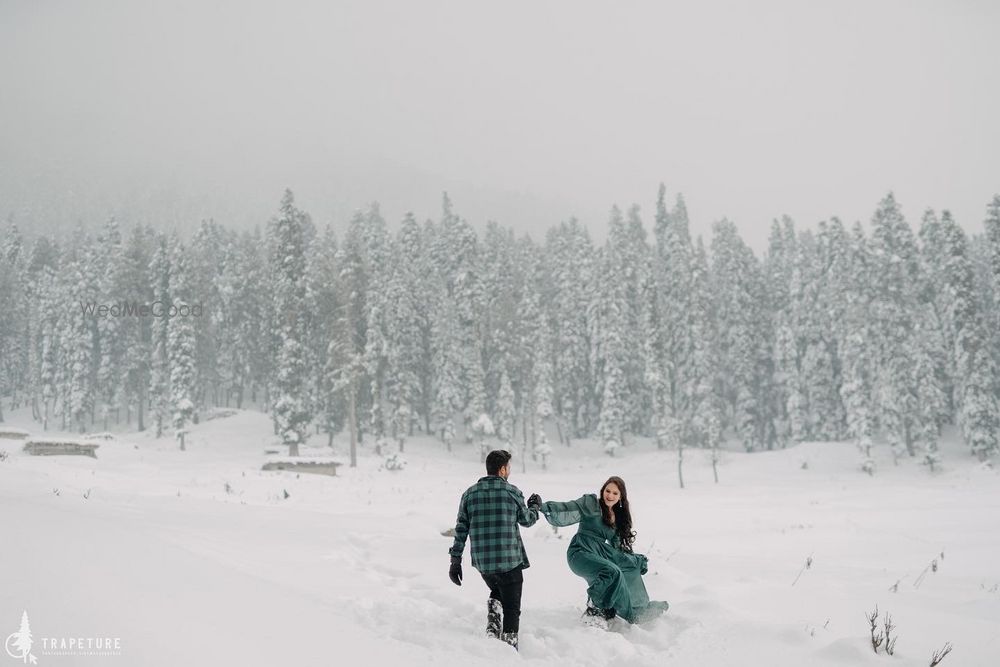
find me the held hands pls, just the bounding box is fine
[449,556,463,586]
[526,493,542,510]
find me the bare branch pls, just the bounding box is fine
[929,642,953,666]
[914,555,940,589]
[883,612,896,655]
[792,552,814,586]
[866,605,883,653]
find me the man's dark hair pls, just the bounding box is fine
[485,449,512,476]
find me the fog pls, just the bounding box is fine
[2,0,998,250]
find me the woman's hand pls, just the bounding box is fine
[637,553,649,575]
[527,493,542,510]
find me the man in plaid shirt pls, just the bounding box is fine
[449,449,541,651]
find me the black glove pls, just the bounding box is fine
[527,493,542,510]
[449,556,463,586]
[638,554,649,575]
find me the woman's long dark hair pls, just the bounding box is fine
[599,476,636,553]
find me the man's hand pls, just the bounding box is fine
[449,556,463,586]
[527,493,542,510]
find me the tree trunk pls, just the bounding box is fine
[555,417,566,447]
[522,410,529,453]
[349,378,358,468]
[677,445,685,489]
[137,390,145,432]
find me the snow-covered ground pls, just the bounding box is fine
[2,409,999,666]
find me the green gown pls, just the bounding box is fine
[539,494,669,624]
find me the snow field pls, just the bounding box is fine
[2,408,999,666]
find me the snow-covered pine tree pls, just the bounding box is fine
[65,260,96,433]
[918,210,958,421]
[809,219,849,440]
[464,342,488,448]
[471,412,496,463]
[23,236,60,426]
[325,226,366,467]
[431,301,464,451]
[763,217,798,447]
[213,232,239,409]
[496,368,516,447]
[214,232,238,408]
[940,211,999,460]
[431,195,487,444]
[652,186,694,435]
[785,228,841,442]
[94,218,124,430]
[0,223,26,422]
[672,236,720,485]
[479,222,517,422]
[304,224,344,445]
[912,305,948,471]
[686,237,719,449]
[642,249,669,448]
[269,190,312,456]
[148,234,172,438]
[710,218,768,450]
[840,330,876,472]
[984,195,1000,384]
[779,240,809,444]
[508,236,543,453]
[869,193,922,459]
[623,205,653,435]
[595,207,631,449]
[359,204,392,453]
[168,239,196,450]
[532,310,556,459]
[36,262,61,430]
[415,219,442,434]
[119,225,154,429]
[188,220,228,410]
[237,229,271,409]
[546,218,596,441]
[387,213,428,445]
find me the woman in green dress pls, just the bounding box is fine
[538,476,668,624]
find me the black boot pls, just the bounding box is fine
[486,598,502,638]
[583,598,615,627]
[500,631,519,651]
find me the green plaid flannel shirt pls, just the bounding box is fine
[449,475,539,574]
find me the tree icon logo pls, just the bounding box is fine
[4,611,38,664]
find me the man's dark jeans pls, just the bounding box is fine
[481,566,523,633]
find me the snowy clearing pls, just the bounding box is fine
[2,408,999,667]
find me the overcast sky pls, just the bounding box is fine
[2,0,998,251]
